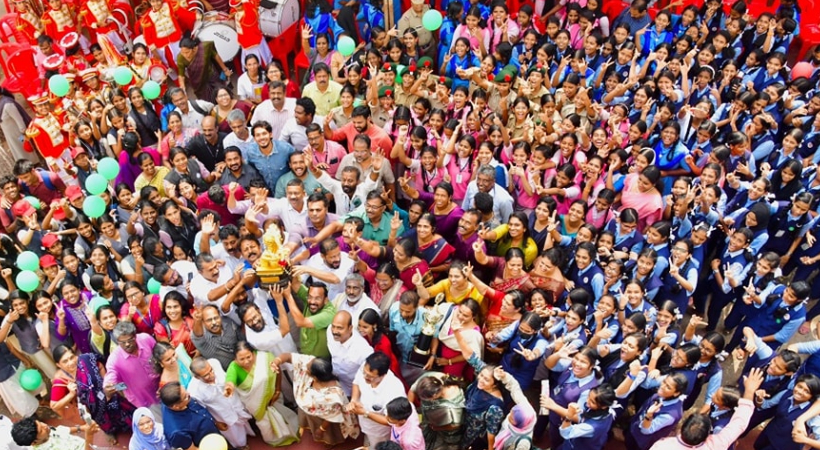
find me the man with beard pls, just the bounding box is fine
[388,291,427,384]
[330,273,378,324]
[240,235,263,268]
[280,98,323,152]
[326,310,373,396]
[302,64,343,117]
[228,179,307,232]
[452,209,487,269]
[286,193,340,260]
[305,123,346,179]
[192,304,243,370]
[187,116,227,171]
[335,134,395,200]
[190,252,241,311]
[295,238,355,299]
[218,146,260,191]
[308,143,380,216]
[324,105,393,155]
[283,279,335,358]
[200,221,244,271]
[274,151,324,199]
[237,286,296,356]
[188,357,254,450]
[155,261,197,302]
[0,175,23,234]
[461,164,514,223]
[251,81,296,140]
[245,121,295,192]
[224,110,259,157]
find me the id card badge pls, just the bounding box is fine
[802,242,811,251]
[456,173,462,184]
[775,230,786,238]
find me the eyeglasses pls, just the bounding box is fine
[126,292,144,299]
[117,337,136,345]
[365,203,385,211]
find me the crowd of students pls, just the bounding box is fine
[0,0,819,449]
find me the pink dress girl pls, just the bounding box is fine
[510,166,541,211]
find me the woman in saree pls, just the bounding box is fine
[431,299,484,380]
[55,281,94,354]
[394,238,434,291]
[51,345,134,443]
[400,181,465,239]
[408,372,466,450]
[153,291,196,357]
[152,341,193,388]
[416,213,456,281]
[176,37,232,103]
[416,261,483,309]
[450,314,511,450]
[619,165,664,232]
[461,262,527,351]
[224,341,300,447]
[120,282,162,335]
[527,249,566,307]
[271,352,360,447]
[474,244,535,296]
[363,262,406,319]
[478,211,539,268]
[211,87,253,133]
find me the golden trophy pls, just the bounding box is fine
[256,224,291,288]
[408,294,446,367]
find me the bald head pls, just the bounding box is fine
[330,311,353,343]
[202,115,218,141]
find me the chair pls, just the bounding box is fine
[603,0,628,23]
[0,13,34,45]
[795,24,820,62]
[0,43,40,99]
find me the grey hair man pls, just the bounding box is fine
[461,164,513,222]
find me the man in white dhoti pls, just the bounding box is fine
[188,357,255,450]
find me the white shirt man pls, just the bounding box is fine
[280,115,324,152]
[353,362,406,446]
[303,251,355,300]
[190,261,234,310]
[188,358,254,448]
[331,274,379,324]
[326,314,373,396]
[241,300,297,356]
[158,260,197,301]
[315,169,377,216]
[229,197,308,233]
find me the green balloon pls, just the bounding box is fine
[20,368,42,391]
[142,80,161,100]
[97,157,120,181]
[147,277,161,295]
[422,10,443,31]
[113,66,133,86]
[48,75,69,97]
[16,270,40,293]
[82,195,106,219]
[337,36,355,57]
[89,297,111,314]
[17,251,39,272]
[23,196,40,210]
[85,173,108,195]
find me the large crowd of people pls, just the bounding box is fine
[0,0,818,450]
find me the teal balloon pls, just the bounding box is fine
[422,10,443,31]
[142,80,161,100]
[337,36,355,57]
[82,195,106,219]
[16,270,40,293]
[16,251,39,272]
[113,66,133,86]
[20,368,42,391]
[147,278,161,295]
[89,297,110,314]
[97,157,120,181]
[48,75,69,97]
[85,173,108,195]
[23,196,40,210]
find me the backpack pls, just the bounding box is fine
[20,168,56,194]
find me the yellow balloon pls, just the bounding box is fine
[199,433,227,450]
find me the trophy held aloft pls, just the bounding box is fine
[408,294,446,367]
[256,224,292,288]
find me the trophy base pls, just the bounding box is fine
[407,348,433,368]
[256,270,291,289]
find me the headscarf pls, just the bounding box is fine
[493,404,536,450]
[129,408,170,450]
[744,201,772,233]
